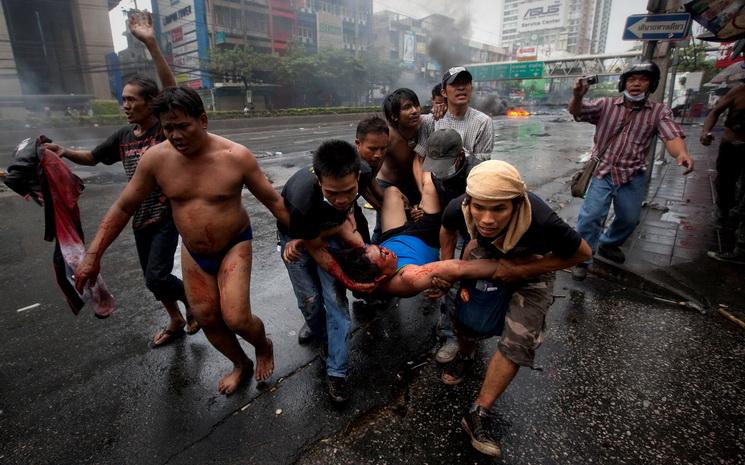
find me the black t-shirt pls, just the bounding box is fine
[441,192,582,260]
[280,162,373,242]
[431,156,481,211]
[91,123,169,230]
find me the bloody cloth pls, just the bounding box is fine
[4,135,115,318]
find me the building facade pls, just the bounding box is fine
[500,0,612,58]
[0,0,115,115]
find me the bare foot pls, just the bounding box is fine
[218,361,253,395]
[255,338,274,382]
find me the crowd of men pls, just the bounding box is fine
[54,11,745,459]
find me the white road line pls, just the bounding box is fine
[17,303,41,313]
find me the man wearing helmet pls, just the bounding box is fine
[568,61,694,280]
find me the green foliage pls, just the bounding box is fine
[206,43,402,106]
[91,100,121,115]
[676,43,717,83]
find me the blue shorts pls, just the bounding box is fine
[380,234,439,270]
[187,225,253,276]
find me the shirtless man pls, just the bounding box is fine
[701,73,745,264]
[75,87,289,395]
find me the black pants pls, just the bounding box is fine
[715,141,745,218]
[134,217,186,303]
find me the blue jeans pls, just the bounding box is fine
[575,171,647,262]
[279,232,350,378]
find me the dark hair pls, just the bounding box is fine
[313,140,360,179]
[356,115,389,140]
[382,88,420,127]
[331,247,381,283]
[150,86,206,119]
[431,83,442,98]
[123,74,159,102]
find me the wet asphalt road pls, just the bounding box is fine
[0,114,743,464]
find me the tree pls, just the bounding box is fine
[208,46,263,89]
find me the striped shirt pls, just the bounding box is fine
[577,96,684,185]
[416,107,494,160]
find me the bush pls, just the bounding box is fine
[91,100,121,115]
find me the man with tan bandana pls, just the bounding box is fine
[439,160,591,457]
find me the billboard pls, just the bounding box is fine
[156,0,210,88]
[518,0,564,32]
[317,11,343,49]
[402,32,416,63]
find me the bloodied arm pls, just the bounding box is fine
[380,258,502,297]
[240,145,290,228]
[75,149,159,292]
[303,237,385,293]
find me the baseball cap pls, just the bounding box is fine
[442,66,473,87]
[421,129,464,178]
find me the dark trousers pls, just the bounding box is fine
[134,217,186,303]
[715,141,745,219]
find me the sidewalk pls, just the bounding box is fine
[583,124,745,319]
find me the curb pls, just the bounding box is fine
[589,257,709,314]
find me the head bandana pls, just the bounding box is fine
[462,160,532,253]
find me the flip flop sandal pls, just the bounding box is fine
[185,314,201,335]
[441,353,473,385]
[151,326,186,348]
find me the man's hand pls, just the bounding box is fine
[424,275,452,299]
[409,204,425,222]
[432,102,447,120]
[282,239,304,262]
[128,11,156,45]
[676,153,694,175]
[44,143,65,158]
[75,253,101,293]
[572,77,589,99]
[699,132,714,146]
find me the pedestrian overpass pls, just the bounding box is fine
[466,51,644,81]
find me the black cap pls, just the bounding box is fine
[442,66,473,87]
[421,129,464,178]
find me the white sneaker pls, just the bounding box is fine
[436,339,459,363]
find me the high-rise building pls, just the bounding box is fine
[500,0,612,57]
[0,0,115,108]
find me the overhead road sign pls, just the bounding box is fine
[470,61,544,81]
[623,13,691,41]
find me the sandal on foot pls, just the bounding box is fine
[151,327,186,348]
[185,314,200,335]
[441,353,473,385]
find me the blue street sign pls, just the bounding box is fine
[623,13,691,41]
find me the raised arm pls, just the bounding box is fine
[568,77,589,119]
[129,11,176,88]
[75,150,159,291]
[241,146,289,228]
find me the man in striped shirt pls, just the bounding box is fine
[568,61,694,280]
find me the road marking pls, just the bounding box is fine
[17,303,41,312]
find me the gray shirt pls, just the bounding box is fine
[415,107,494,160]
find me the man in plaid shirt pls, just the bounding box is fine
[568,62,694,280]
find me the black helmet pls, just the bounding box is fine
[618,61,661,93]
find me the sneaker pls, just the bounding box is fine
[461,406,501,457]
[707,250,745,265]
[571,263,588,281]
[598,244,625,263]
[441,353,473,385]
[298,322,314,345]
[326,376,350,403]
[435,339,459,363]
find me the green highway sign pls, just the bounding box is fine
[470,61,544,81]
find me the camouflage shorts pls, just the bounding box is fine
[452,273,555,369]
